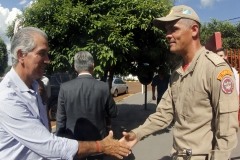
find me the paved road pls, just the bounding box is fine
[113,81,152,102]
[104,91,172,160]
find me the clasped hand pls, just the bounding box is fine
[100,131,131,159]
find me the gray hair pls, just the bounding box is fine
[11,27,48,67]
[178,18,201,37]
[74,51,94,73]
[179,18,201,30]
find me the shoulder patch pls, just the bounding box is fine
[205,52,225,66]
[221,77,234,94]
[217,69,233,80]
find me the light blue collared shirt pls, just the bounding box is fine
[0,68,78,160]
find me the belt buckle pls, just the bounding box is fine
[185,149,192,160]
[172,149,192,160]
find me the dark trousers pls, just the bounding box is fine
[74,154,104,160]
[157,97,161,105]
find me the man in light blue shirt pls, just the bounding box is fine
[0,27,130,160]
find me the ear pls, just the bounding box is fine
[74,66,77,72]
[191,24,199,37]
[91,63,95,75]
[17,49,25,63]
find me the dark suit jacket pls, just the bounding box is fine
[55,74,117,140]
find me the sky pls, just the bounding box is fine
[0,0,240,65]
[175,0,240,23]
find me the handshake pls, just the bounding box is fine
[75,130,137,159]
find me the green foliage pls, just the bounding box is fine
[5,21,15,40]
[4,66,12,75]
[0,37,8,76]
[6,0,176,78]
[201,19,240,49]
[6,14,23,41]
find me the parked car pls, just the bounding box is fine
[108,78,128,97]
[45,73,71,121]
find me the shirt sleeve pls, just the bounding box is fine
[210,64,239,159]
[0,93,78,160]
[132,83,174,140]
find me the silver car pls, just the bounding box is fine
[110,78,128,97]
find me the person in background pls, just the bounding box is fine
[0,27,130,160]
[36,77,51,132]
[216,47,239,95]
[151,68,170,105]
[41,75,51,98]
[37,75,52,132]
[36,78,49,104]
[120,5,238,160]
[56,51,118,160]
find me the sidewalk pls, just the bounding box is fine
[104,91,240,160]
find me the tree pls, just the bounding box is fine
[0,37,8,76]
[6,0,177,83]
[4,66,11,75]
[201,19,240,49]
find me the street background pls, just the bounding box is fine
[50,81,152,128]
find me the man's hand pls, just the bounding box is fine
[99,131,131,159]
[119,131,138,148]
[152,95,156,100]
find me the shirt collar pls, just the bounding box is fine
[176,46,205,75]
[78,73,92,76]
[9,67,38,93]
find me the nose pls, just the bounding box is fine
[165,30,172,40]
[165,34,171,41]
[44,54,50,64]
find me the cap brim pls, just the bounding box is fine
[153,16,181,29]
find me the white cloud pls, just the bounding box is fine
[200,0,214,7]
[0,4,22,65]
[0,5,21,49]
[200,0,223,7]
[177,0,189,2]
[26,1,34,7]
[19,0,28,5]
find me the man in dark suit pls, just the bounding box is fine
[56,51,118,160]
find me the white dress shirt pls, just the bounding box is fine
[0,68,78,160]
[232,67,239,95]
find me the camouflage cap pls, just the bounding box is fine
[153,5,200,29]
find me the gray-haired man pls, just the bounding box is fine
[0,27,130,160]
